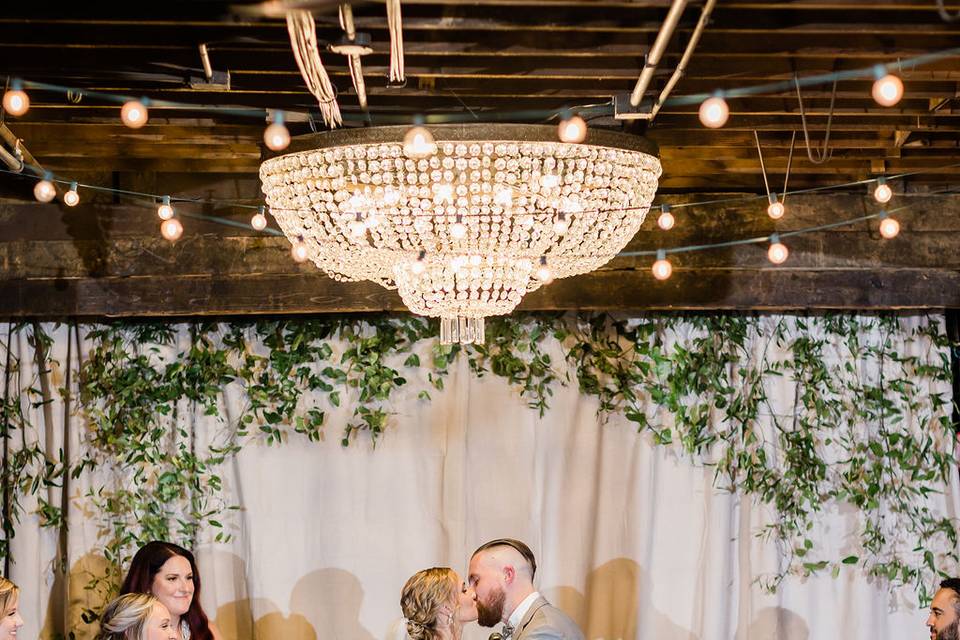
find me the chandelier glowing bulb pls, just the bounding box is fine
[535,256,554,284]
[121,99,149,128]
[871,67,904,107]
[3,79,29,117]
[291,236,309,262]
[657,204,675,230]
[260,124,661,343]
[157,196,174,220]
[64,182,80,207]
[767,193,785,219]
[651,250,672,281]
[699,93,729,128]
[878,212,900,239]
[873,177,893,204]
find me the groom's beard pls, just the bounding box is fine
[476,586,506,627]
[936,621,960,640]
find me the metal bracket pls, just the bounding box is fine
[613,93,655,120]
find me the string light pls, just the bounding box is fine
[558,113,587,143]
[878,211,900,239]
[651,249,672,280]
[291,236,309,262]
[767,193,785,219]
[121,99,149,128]
[535,256,554,283]
[873,176,893,204]
[160,217,183,241]
[2,79,29,117]
[767,233,789,264]
[34,172,56,203]
[699,92,729,128]
[871,65,904,107]
[410,249,427,274]
[403,118,437,159]
[251,205,268,230]
[657,204,675,230]
[157,196,174,220]
[264,111,291,152]
[63,181,80,207]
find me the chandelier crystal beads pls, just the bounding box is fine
[260,124,661,343]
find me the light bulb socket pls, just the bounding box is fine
[417,250,426,261]
[712,89,726,99]
[656,249,666,261]
[68,181,78,192]
[539,255,548,266]
[273,110,285,125]
[769,233,781,245]
[455,214,463,223]
[768,192,779,205]
[412,114,426,126]
[872,64,888,81]
[162,195,171,206]
[660,203,671,214]
[42,171,54,181]
[558,108,574,121]
[259,205,266,215]
[876,176,887,186]
[878,210,888,220]
[296,235,305,243]
[10,78,23,91]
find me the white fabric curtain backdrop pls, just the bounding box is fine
[2,316,957,640]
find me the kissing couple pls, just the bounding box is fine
[400,538,584,640]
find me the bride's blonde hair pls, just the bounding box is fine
[400,567,459,640]
[0,576,18,618]
[97,593,161,640]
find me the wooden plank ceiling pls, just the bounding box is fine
[1,0,959,316]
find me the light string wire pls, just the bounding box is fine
[3,162,958,259]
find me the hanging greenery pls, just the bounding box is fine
[0,312,956,617]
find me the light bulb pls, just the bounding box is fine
[264,122,290,151]
[160,218,183,241]
[872,72,904,107]
[535,257,554,284]
[434,183,454,203]
[558,114,587,143]
[157,196,174,220]
[64,182,80,207]
[657,206,675,230]
[411,250,427,274]
[291,238,309,262]
[652,257,673,281]
[553,214,569,234]
[874,179,893,204]
[3,85,29,117]
[251,212,267,230]
[348,216,367,238]
[121,100,148,128]
[450,217,467,239]
[767,240,789,265]
[699,95,729,128]
[34,178,56,203]
[767,195,785,220]
[879,216,900,239]
[403,125,437,159]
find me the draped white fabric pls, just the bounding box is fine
[3,316,956,640]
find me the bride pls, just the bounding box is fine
[400,568,478,640]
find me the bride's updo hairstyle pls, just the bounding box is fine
[400,567,458,640]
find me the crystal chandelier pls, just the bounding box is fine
[260,124,661,343]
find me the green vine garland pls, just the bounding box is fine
[0,312,957,631]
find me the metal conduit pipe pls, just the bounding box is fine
[629,0,689,107]
[649,0,717,120]
[0,141,23,172]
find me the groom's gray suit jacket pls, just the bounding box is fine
[513,595,584,640]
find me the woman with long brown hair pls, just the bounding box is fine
[119,542,221,640]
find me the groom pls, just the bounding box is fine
[468,538,584,640]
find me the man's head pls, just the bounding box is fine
[468,539,537,628]
[928,579,960,640]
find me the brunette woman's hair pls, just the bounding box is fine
[119,541,214,640]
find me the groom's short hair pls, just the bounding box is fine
[472,538,537,579]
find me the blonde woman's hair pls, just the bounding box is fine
[400,567,458,640]
[97,593,162,640]
[0,576,19,618]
